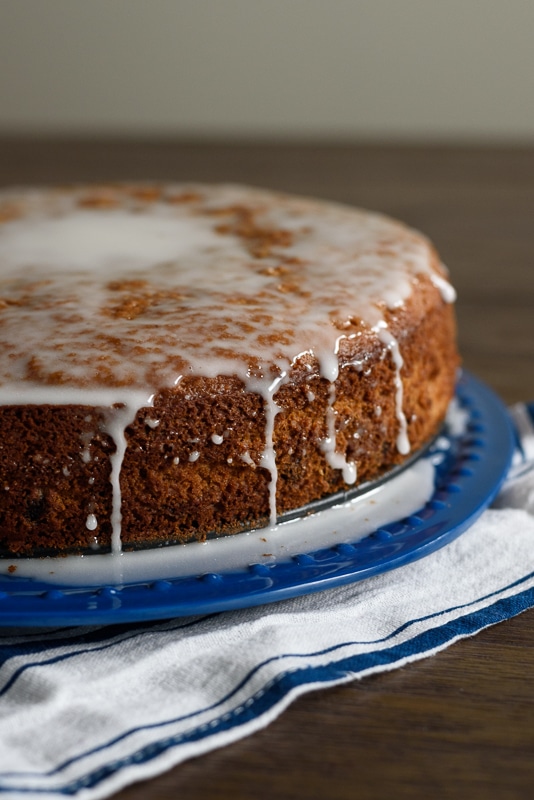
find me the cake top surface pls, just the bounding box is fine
[0,183,453,400]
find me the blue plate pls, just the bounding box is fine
[0,372,516,627]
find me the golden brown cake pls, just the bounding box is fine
[0,183,458,557]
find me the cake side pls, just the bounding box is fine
[120,284,457,550]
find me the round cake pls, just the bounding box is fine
[0,183,458,557]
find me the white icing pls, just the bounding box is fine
[144,417,160,429]
[0,184,456,551]
[0,210,224,277]
[431,271,457,303]
[374,322,410,455]
[85,513,98,531]
[445,396,470,438]
[0,185,453,391]
[247,371,287,526]
[240,451,255,467]
[445,397,469,438]
[100,396,154,554]
[320,384,357,484]
[4,454,435,586]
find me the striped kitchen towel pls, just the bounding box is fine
[0,402,533,800]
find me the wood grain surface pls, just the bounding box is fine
[2,140,534,799]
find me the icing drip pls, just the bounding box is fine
[374,323,410,455]
[321,384,357,485]
[101,397,154,554]
[317,346,340,383]
[85,513,98,531]
[248,369,287,526]
[431,272,457,304]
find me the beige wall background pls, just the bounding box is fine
[1,0,533,140]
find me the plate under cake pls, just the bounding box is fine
[0,183,459,557]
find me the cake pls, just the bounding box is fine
[0,183,458,557]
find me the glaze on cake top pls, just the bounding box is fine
[0,183,453,394]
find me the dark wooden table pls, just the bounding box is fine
[2,140,534,799]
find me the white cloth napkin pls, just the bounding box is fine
[1,402,534,800]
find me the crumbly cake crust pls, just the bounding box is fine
[0,184,458,556]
